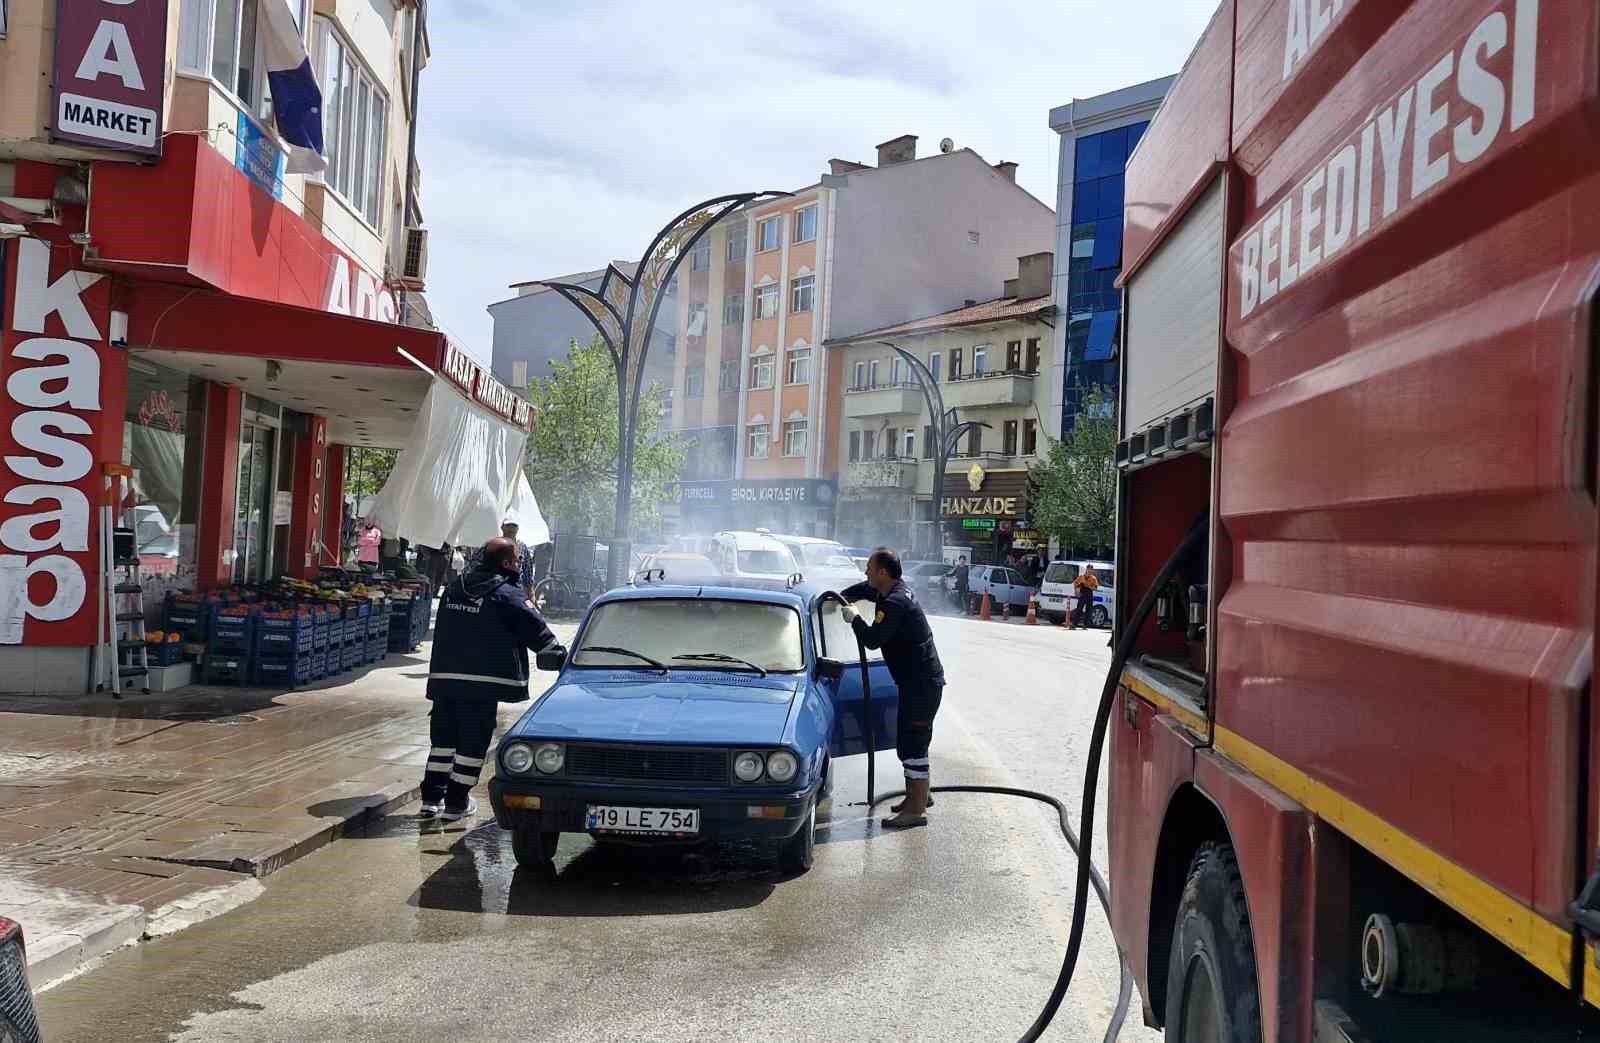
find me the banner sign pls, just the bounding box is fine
[51,0,168,155]
[674,479,837,509]
[440,341,534,431]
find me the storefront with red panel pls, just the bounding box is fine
[0,144,527,696]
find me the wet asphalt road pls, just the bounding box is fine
[37,617,1158,1043]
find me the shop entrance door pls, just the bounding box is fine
[233,412,281,585]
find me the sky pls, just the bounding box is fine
[413,0,1217,365]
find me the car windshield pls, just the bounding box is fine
[1093,568,1116,586]
[797,543,848,566]
[1044,563,1079,584]
[737,549,795,574]
[574,598,804,673]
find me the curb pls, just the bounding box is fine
[20,779,421,987]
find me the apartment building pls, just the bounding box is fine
[0,0,519,694]
[825,254,1055,561]
[1047,76,1174,435]
[669,134,1054,537]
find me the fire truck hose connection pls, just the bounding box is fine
[867,515,1209,1043]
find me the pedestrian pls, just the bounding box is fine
[420,537,564,821]
[839,548,946,829]
[357,522,381,566]
[1072,568,1100,629]
[953,555,970,614]
[470,519,535,597]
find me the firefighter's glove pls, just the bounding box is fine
[840,604,859,624]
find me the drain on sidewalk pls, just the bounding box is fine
[160,712,261,725]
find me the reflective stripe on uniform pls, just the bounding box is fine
[428,672,526,687]
[453,754,486,768]
[429,747,455,757]
[449,771,479,786]
[425,760,453,773]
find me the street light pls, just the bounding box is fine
[878,341,990,561]
[532,190,788,587]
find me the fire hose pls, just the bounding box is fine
[823,516,1207,1042]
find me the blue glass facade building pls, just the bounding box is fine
[1062,120,1147,431]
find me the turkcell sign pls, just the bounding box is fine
[51,0,167,155]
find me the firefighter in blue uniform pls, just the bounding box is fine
[840,547,946,829]
[420,537,564,821]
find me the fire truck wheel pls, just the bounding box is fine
[1164,841,1263,1043]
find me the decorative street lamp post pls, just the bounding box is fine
[534,191,787,588]
[879,342,989,561]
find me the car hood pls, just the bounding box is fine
[513,672,803,746]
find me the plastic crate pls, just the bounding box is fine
[342,646,361,670]
[163,594,211,640]
[148,641,185,666]
[207,610,256,655]
[366,638,387,663]
[255,654,315,687]
[203,655,249,685]
[256,614,313,656]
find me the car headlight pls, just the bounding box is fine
[533,742,565,774]
[765,750,798,783]
[502,742,535,774]
[733,751,765,783]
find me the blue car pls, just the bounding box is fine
[488,581,899,875]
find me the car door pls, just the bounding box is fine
[813,595,899,757]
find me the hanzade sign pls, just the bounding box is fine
[0,238,116,645]
[52,0,168,155]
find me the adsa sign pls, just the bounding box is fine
[52,0,168,155]
[0,238,114,646]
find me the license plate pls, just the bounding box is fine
[1042,594,1062,604]
[586,805,700,835]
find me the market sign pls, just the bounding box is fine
[939,468,1028,520]
[51,0,168,155]
[673,478,836,508]
[962,518,995,531]
[0,237,115,646]
[441,341,534,430]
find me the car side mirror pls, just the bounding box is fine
[815,657,845,683]
[536,646,567,672]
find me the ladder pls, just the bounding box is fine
[96,465,149,696]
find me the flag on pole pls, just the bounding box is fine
[260,0,326,175]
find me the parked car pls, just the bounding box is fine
[0,916,42,1043]
[768,533,863,587]
[1038,560,1116,626]
[967,563,1035,612]
[706,530,801,582]
[901,560,952,606]
[489,581,900,875]
[634,552,721,585]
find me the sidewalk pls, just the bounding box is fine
[0,627,548,988]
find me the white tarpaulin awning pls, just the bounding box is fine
[368,377,549,549]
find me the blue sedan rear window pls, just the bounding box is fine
[575,598,804,673]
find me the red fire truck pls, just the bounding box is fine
[1109,1,1600,1040]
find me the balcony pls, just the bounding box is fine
[843,381,923,418]
[948,450,1033,472]
[843,458,919,492]
[943,370,1037,409]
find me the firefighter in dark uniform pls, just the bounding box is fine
[840,547,946,829]
[420,537,564,821]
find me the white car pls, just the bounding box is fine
[767,532,864,588]
[1039,559,1116,626]
[707,530,801,582]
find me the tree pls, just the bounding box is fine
[523,336,684,538]
[1031,387,1117,556]
[344,447,397,498]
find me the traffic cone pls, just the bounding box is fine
[1025,594,1038,625]
[979,592,992,621]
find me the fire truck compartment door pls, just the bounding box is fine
[1123,176,1224,436]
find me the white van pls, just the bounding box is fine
[769,532,863,587]
[707,530,801,581]
[1039,559,1116,626]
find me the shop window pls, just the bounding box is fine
[124,360,207,602]
[747,423,770,459]
[315,18,387,228]
[783,420,808,457]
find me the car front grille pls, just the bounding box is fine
[0,934,41,1043]
[566,744,729,785]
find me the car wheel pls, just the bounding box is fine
[1164,842,1262,1043]
[779,799,817,874]
[512,825,559,872]
[1091,605,1110,628]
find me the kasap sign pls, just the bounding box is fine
[0,238,113,645]
[51,0,168,155]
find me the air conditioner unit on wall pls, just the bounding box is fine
[402,226,428,283]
